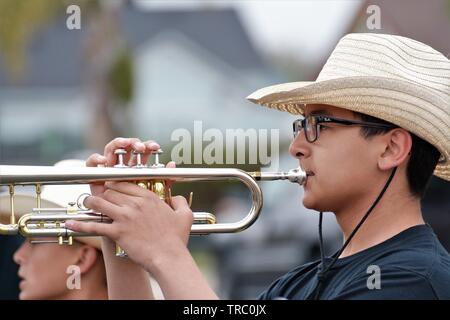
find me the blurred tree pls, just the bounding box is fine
[83,0,134,150]
[0,0,63,82]
[0,0,134,152]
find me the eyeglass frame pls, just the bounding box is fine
[293,115,397,143]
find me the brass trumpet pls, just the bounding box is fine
[0,148,306,256]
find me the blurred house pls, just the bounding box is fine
[122,8,290,140]
[0,4,293,166]
[0,23,88,165]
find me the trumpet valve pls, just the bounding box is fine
[114,149,128,168]
[132,150,147,168]
[58,235,73,246]
[151,149,165,168]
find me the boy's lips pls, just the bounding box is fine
[18,271,26,281]
[304,170,315,188]
[19,279,27,290]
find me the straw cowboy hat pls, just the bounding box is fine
[247,33,450,181]
[0,159,101,250]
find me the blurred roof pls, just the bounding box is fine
[303,0,449,79]
[348,0,450,56]
[0,5,266,87]
[119,7,265,70]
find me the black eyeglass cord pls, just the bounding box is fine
[312,166,398,300]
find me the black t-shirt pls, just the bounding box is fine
[259,224,450,300]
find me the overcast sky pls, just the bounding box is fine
[133,0,364,62]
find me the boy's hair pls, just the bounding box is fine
[356,112,440,198]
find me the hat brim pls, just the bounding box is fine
[0,194,102,250]
[247,76,450,182]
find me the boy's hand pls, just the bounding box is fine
[66,137,192,272]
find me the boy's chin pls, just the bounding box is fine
[302,195,317,210]
[302,194,328,212]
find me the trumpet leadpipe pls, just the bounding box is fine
[249,167,307,184]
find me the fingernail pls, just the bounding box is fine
[150,142,160,149]
[134,142,145,150]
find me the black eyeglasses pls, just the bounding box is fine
[293,115,397,143]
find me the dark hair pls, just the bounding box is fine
[356,112,440,198]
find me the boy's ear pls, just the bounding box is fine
[76,245,98,274]
[378,128,412,171]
